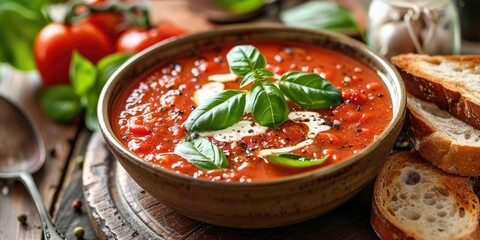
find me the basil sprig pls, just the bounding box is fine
[185,90,246,132]
[174,135,228,170]
[179,45,343,169]
[279,72,342,109]
[265,153,328,168]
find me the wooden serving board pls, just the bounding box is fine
[83,132,378,239]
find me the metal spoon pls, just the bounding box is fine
[0,95,65,240]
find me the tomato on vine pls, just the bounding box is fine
[80,12,125,45]
[116,22,187,53]
[34,22,112,86]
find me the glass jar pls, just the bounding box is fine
[367,0,461,59]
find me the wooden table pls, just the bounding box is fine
[0,0,477,239]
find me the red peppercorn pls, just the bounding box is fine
[71,199,82,211]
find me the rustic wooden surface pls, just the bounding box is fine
[83,132,378,240]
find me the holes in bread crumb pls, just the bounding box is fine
[424,192,435,199]
[427,216,436,222]
[436,204,444,209]
[437,211,447,217]
[459,207,466,218]
[464,133,471,140]
[424,198,436,205]
[405,211,421,221]
[403,170,421,185]
[400,193,407,199]
[410,193,419,200]
[438,188,449,197]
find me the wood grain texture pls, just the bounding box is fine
[83,132,378,239]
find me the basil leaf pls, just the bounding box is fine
[226,45,265,77]
[83,91,99,131]
[241,68,274,87]
[248,81,289,129]
[265,153,328,168]
[280,1,358,34]
[0,0,47,71]
[96,53,133,94]
[71,51,97,96]
[41,85,82,123]
[185,90,246,132]
[174,136,228,170]
[279,72,342,109]
[216,0,265,14]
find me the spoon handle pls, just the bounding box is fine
[19,172,66,240]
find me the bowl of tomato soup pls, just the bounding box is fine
[98,24,406,228]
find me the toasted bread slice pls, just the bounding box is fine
[407,95,480,176]
[371,151,480,240]
[392,54,480,129]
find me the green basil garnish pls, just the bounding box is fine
[279,72,342,109]
[71,51,97,97]
[248,81,289,129]
[241,68,274,87]
[41,85,82,123]
[41,52,132,130]
[265,153,328,168]
[226,45,266,77]
[96,53,133,94]
[179,45,344,167]
[185,90,246,132]
[174,136,228,170]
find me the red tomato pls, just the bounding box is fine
[34,22,112,86]
[116,22,187,53]
[80,12,125,45]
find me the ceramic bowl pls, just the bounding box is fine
[98,24,406,228]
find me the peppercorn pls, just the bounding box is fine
[75,155,84,169]
[74,226,85,238]
[17,214,27,225]
[71,198,82,212]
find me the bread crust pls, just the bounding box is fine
[371,151,480,240]
[406,101,480,176]
[392,54,480,129]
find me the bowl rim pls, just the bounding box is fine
[98,24,406,187]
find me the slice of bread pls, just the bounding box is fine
[391,54,480,129]
[371,151,480,240]
[407,95,480,176]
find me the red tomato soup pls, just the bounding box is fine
[112,42,392,182]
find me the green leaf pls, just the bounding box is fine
[83,91,99,131]
[265,153,328,167]
[0,1,47,70]
[279,72,342,109]
[185,90,246,132]
[41,85,82,123]
[248,81,289,129]
[71,51,97,96]
[241,68,274,87]
[216,0,265,14]
[280,1,358,34]
[174,136,228,170]
[96,53,133,94]
[226,45,265,77]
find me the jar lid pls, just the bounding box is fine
[382,0,449,10]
